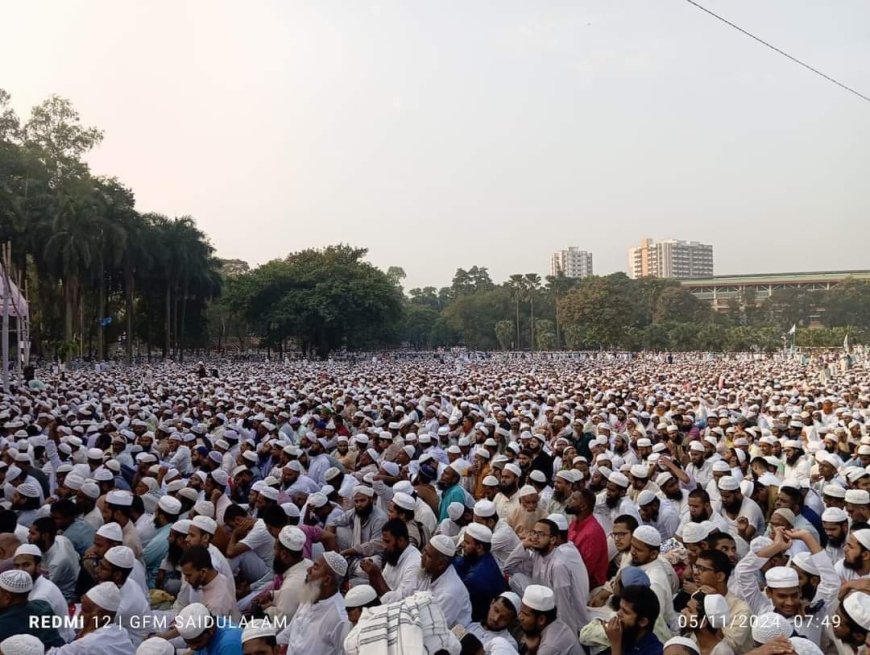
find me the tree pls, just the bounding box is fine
[545,272,577,349]
[495,320,514,350]
[535,319,556,351]
[507,274,526,349]
[524,273,541,351]
[654,287,709,324]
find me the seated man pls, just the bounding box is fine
[0,569,64,647]
[518,584,582,655]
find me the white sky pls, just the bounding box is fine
[3,0,869,290]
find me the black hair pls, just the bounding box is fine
[180,545,214,570]
[0,510,17,533]
[697,548,733,579]
[620,585,661,627]
[382,518,410,542]
[32,517,57,538]
[536,518,558,538]
[223,504,248,523]
[130,494,145,514]
[262,504,289,530]
[50,499,77,519]
[778,487,803,509]
[688,488,710,503]
[614,514,639,531]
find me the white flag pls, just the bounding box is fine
[788,324,796,335]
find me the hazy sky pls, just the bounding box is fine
[3,1,869,290]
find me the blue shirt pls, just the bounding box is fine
[63,517,96,557]
[453,552,507,622]
[605,631,664,655]
[196,625,243,655]
[438,484,466,522]
[142,523,172,587]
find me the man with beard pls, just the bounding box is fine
[686,489,729,534]
[717,475,765,541]
[328,485,387,559]
[156,519,188,594]
[821,507,850,565]
[845,490,870,525]
[27,516,79,602]
[783,440,812,483]
[691,549,752,653]
[141,495,181,587]
[503,518,587,636]
[277,552,350,653]
[832,591,870,655]
[470,499,520,571]
[527,434,554,481]
[637,492,680,541]
[257,525,311,623]
[413,535,472,627]
[98,545,151,647]
[628,526,678,634]
[566,489,608,588]
[602,585,663,655]
[12,544,74,643]
[837,528,870,582]
[437,464,468,522]
[546,470,574,517]
[734,527,839,643]
[453,523,507,622]
[494,464,522,520]
[686,442,713,488]
[595,471,640,536]
[467,592,521,651]
[306,438,331,486]
[360,518,421,603]
[518,584,582,655]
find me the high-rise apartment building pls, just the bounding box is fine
[628,238,713,279]
[550,247,593,278]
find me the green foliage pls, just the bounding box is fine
[495,320,514,350]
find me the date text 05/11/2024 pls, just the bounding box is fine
[677,614,841,630]
[28,614,290,631]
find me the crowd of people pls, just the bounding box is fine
[0,351,868,655]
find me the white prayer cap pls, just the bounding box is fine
[447,502,465,522]
[87,447,105,460]
[0,570,32,594]
[171,519,191,535]
[529,470,547,484]
[522,584,555,612]
[324,467,341,481]
[474,500,497,518]
[466,523,493,544]
[821,507,848,523]
[345,584,378,608]
[136,637,176,655]
[0,635,44,655]
[322,551,348,577]
[282,503,300,519]
[518,484,537,499]
[703,593,729,630]
[712,461,730,473]
[86,581,122,612]
[843,591,870,631]
[393,481,413,495]
[482,475,500,487]
[663,637,700,655]
[751,612,792,643]
[633,525,662,548]
[106,490,133,507]
[158,495,182,515]
[176,603,212,640]
[259,486,279,502]
[97,522,124,542]
[193,500,215,518]
[637,490,657,506]
[210,469,229,486]
[637,438,652,448]
[789,638,823,655]
[93,468,114,482]
[308,493,328,508]
[682,523,711,545]
[16,482,39,499]
[503,463,521,478]
[846,489,870,505]
[13,544,41,559]
[717,476,740,491]
[105,545,135,569]
[392,492,415,512]
[791,552,819,576]
[285,461,302,473]
[765,566,799,589]
[241,620,277,647]
[689,441,705,453]
[352,485,375,498]
[278,525,305,551]
[547,513,568,532]
[655,472,673,487]
[609,471,629,488]
[430,535,456,558]
[630,464,648,479]
[854,529,870,550]
[192,516,217,535]
[498,591,521,614]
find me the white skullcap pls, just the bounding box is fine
[765,566,799,589]
[630,464,648,479]
[93,468,114,482]
[633,525,662,548]
[843,591,870,631]
[522,584,555,612]
[607,471,628,488]
[689,441,705,453]
[447,502,465,522]
[259,486,279,501]
[165,480,185,494]
[663,637,700,655]
[392,492,416,512]
[281,503,300,519]
[430,535,456,558]
[80,481,101,499]
[192,516,217,535]
[466,522,493,544]
[703,593,729,630]
[789,638,823,655]
[846,489,870,504]
[854,529,870,551]
[518,484,537,499]
[106,490,133,507]
[0,635,44,655]
[64,473,85,490]
[278,525,305,551]
[655,472,674,487]
[717,475,740,491]
[637,490,657,506]
[17,482,40,499]
[308,493,328,508]
[474,499,497,518]
[821,507,849,523]
[193,500,215,518]
[751,612,792,643]
[322,551,348,577]
[136,637,177,655]
[105,545,135,569]
[176,602,212,640]
[86,581,122,612]
[637,438,652,448]
[13,544,41,559]
[498,591,521,614]
[482,475,500,487]
[345,584,378,608]
[773,508,796,526]
[87,447,104,460]
[97,522,123,542]
[210,469,229,486]
[547,513,568,532]
[0,570,32,594]
[171,519,191,535]
[682,523,711,545]
[503,463,521,478]
[158,495,182,515]
[241,619,276,644]
[352,485,375,498]
[791,552,820,576]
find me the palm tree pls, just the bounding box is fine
[545,272,576,350]
[524,273,541,352]
[508,274,525,349]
